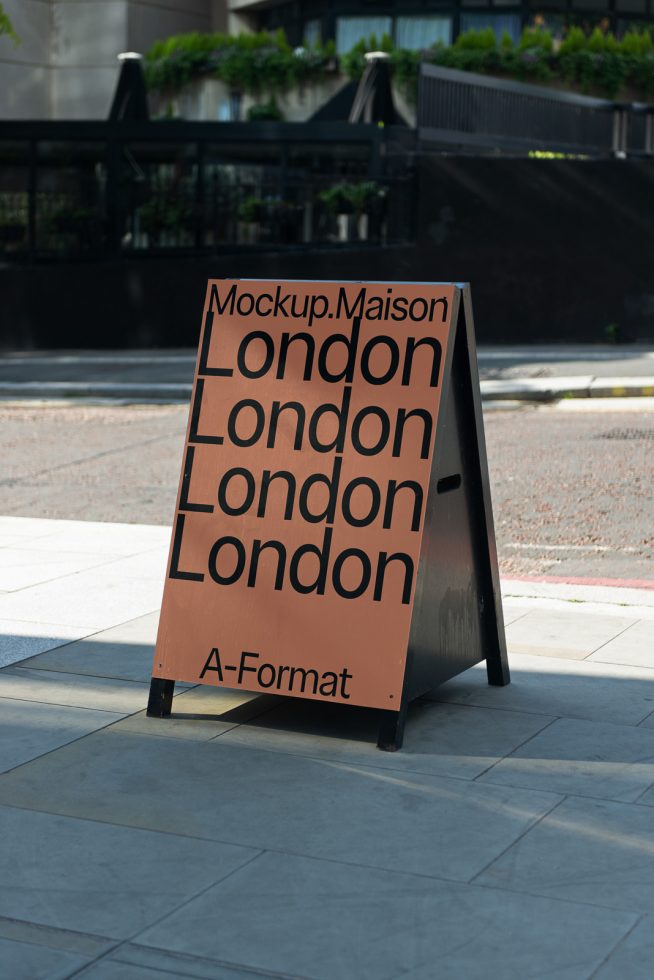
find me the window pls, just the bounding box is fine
[571,0,609,9]
[335,16,393,53]
[304,19,321,46]
[396,15,453,48]
[460,12,522,41]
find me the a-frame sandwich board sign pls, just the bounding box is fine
[148,279,509,751]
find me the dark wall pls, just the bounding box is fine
[2,156,654,349]
[412,155,654,344]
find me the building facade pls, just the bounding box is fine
[0,0,227,119]
[229,0,653,48]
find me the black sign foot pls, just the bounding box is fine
[147,678,175,717]
[377,704,407,751]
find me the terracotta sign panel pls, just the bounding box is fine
[153,279,456,710]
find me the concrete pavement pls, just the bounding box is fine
[1,514,654,978]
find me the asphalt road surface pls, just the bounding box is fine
[1,399,652,582]
[1,346,653,383]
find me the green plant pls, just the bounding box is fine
[139,184,192,237]
[318,181,386,215]
[0,2,18,44]
[144,23,654,107]
[145,30,336,95]
[559,26,587,56]
[238,196,262,222]
[246,98,283,121]
[604,322,620,343]
[518,27,554,53]
[455,28,497,51]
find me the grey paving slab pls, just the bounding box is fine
[219,698,555,780]
[505,609,637,660]
[431,654,654,726]
[137,850,637,980]
[22,612,161,682]
[476,795,654,913]
[114,686,266,741]
[0,804,258,939]
[0,667,151,714]
[0,936,88,980]
[0,619,90,668]
[0,532,50,547]
[31,521,169,555]
[0,696,122,773]
[104,547,168,581]
[588,621,654,669]
[594,917,654,979]
[0,730,561,881]
[638,710,654,730]
[479,717,654,802]
[0,516,70,538]
[0,546,120,591]
[499,602,531,627]
[0,562,164,630]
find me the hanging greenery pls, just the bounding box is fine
[144,25,654,104]
[144,30,336,95]
[0,2,18,44]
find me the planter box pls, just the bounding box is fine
[149,75,351,123]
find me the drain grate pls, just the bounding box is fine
[597,428,654,441]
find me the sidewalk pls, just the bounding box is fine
[1,515,654,978]
[0,346,653,403]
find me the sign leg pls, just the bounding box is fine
[147,678,175,717]
[486,649,510,687]
[377,704,408,752]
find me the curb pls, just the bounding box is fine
[480,376,654,401]
[0,381,193,400]
[0,376,653,403]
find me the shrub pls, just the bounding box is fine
[246,98,284,121]
[145,30,334,95]
[144,24,654,106]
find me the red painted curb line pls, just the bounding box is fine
[502,574,654,591]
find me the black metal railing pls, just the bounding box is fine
[0,121,416,262]
[418,63,654,156]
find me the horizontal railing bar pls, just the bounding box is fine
[420,63,618,111]
[418,126,611,155]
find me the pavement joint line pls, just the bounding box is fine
[113,944,307,980]
[633,776,654,804]
[469,875,644,918]
[0,708,130,779]
[0,557,132,595]
[0,795,269,852]
[467,793,567,886]
[587,914,645,980]
[579,619,645,659]
[0,691,134,715]
[61,850,269,980]
[207,730,479,783]
[7,664,163,688]
[0,768,560,882]
[0,915,114,957]
[470,715,560,782]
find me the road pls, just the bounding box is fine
[1,345,654,383]
[0,398,651,582]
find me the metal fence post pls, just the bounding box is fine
[612,104,629,156]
